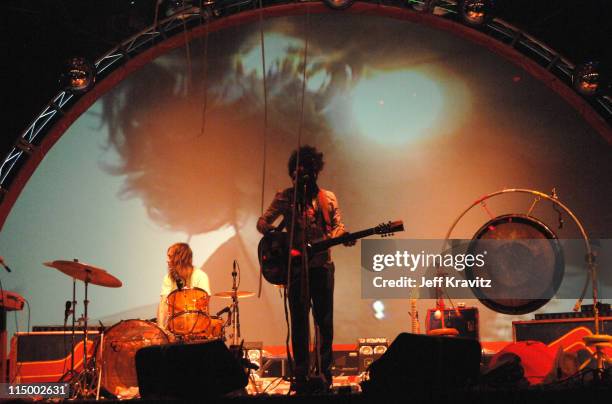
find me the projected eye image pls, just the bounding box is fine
[2,12,611,358]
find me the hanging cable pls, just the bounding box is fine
[284,3,311,392]
[182,18,194,94]
[153,0,162,27]
[199,6,210,138]
[258,0,269,216]
[257,0,270,303]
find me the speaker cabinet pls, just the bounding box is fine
[364,333,481,394]
[135,340,248,399]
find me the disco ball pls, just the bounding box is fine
[573,61,603,96]
[458,0,494,27]
[63,57,95,93]
[322,0,355,10]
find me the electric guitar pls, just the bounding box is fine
[258,220,404,285]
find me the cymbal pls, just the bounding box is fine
[213,291,255,299]
[44,260,122,288]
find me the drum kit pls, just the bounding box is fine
[43,259,254,399]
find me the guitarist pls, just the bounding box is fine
[257,145,355,392]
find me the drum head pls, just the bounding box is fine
[167,287,209,312]
[466,214,564,315]
[98,319,169,398]
[167,287,211,335]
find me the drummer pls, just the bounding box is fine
[157,242,211,329]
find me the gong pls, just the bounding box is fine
[465,214,564,315]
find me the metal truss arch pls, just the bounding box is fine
[1,0,611,229]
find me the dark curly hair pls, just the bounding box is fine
[287,145,325,178]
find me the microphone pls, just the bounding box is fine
[64,301,72,324]
[0,256,12,273]
[171,269,184,290]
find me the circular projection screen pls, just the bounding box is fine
[1,12,611,345]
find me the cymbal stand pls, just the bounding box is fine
[95,323,104,400]
[70,278,76,376]
[70,272,98,399]
[82,274,90,391]
[229,262,241,346]
[59,278,78,383]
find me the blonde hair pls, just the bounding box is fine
[167,242,194,287]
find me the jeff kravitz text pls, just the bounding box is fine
[368,249,492,290]
[372,276,492,288]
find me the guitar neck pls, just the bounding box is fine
[311,227,377,253]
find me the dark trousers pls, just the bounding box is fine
[288,263,334,381]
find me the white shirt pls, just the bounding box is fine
[160,267,211,297]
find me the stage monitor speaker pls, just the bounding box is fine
[135,340,248,399]
[363,333,481,394]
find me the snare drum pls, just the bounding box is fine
[97,319,170,399]
[166,287,211,335]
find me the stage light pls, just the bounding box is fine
[458,0,494,27]
[408,0,436,13]
[372,300,385,320]
[573,61,603,96]
[167,0,186,13]
[164,0,205,17]
[63,57,95,93]
[322,0,355,10]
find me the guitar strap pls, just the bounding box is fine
[317,189,332,236]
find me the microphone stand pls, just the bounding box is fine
[59,275,78,388]
[299,179,311,378]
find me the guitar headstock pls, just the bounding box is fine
[375,220,404,237]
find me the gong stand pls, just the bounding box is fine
[442,188,609,375]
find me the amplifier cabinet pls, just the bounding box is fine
[9,331,98,383]
[426,307,479,340]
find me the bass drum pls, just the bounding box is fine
[98,319,170,399]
